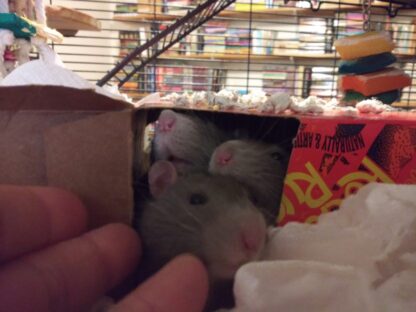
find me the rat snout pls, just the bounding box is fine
[204,206,267,281]
[157,110,177,133]
[239,216,267,259]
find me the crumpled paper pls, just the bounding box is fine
[0,59,131,102]
[230,183,416,312]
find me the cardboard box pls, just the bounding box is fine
[0,86,299,229]
[0,86,136,229]
[136,100,416,227]
[280,112,416,225]
[1,86,415,229]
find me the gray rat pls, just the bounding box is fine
[152,109,229,175]
[138,160,267,310]
[209,139,289,226]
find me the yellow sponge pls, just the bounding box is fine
[334,32,395,60]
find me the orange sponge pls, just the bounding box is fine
[334,32,395,60]
[341,68,411,96]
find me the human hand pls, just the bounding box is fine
[0,185,208,312]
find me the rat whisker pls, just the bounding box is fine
[181,206,204,227]
[152,204,200,234]
[171,219,200,234]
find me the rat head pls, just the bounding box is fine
[140,160,267,281]
[209,139,289,225]
[152,109,227,175]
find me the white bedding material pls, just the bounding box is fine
[356,99,395,113]
[230,183,416,312]
[290,96,326,114]
[155,91,402,115]
[233,261,374,312]
[0,60,131,102]
[0,60,92,88]
[262,92,291,113]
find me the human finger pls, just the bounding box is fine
[112,254,209,312]
[0,223,140,312]
[0,185,87,263]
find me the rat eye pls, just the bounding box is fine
[189,193,207,205]
[271,151,282,161]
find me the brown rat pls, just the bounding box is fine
[152,109,229,175]
[209,139,289,226]
[138,160,267,310]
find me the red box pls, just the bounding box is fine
[279,112,416,225]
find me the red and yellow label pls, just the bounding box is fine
[278,116,416,226]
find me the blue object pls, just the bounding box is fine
[338,52,397,75]
[0,13,36,39]
[343,89,401,104]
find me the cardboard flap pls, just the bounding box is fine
[44,111,134,228]
[0,85,132,111]
[0,111,91,185]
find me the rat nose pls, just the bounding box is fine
[215,147,233,166]
[157,110,176,132]
[240,221,266,257]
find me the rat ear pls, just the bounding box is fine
[148,160,178,197]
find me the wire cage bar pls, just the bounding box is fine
[96,0,237,87]
[50,0,416,108]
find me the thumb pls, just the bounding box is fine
[112,254,209,312]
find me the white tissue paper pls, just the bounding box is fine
[356,99,396,114]
[233,261,374,312]
[0,59,91,88]
[230,183,416,312]
[0,60,131,102]
[290,95,326,114]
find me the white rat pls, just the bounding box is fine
[209,139,289,226]
[152,109,229,175]
[138,160,267,310]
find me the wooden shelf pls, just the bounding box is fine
[156,52,414,61]
[118,51,414,63]
[378,0,416,7]
[115,12,179,22]
[114,8,346,22]
[46,5,101,37]
[397,52,416,59]
[114,2,401,23]
[217,5,363,19]
[392,101,416,108]
[157,52,338,61]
